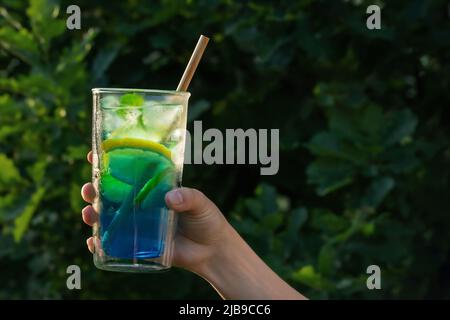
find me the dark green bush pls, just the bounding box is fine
[1,0,449,299]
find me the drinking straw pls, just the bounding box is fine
[176,35,209,91]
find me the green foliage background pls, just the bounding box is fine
[1,0,449,299]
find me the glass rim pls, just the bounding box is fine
[92,88,190,97]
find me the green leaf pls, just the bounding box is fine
[69,183,83,212]
[311,209,350,234]
[318,244,336,276]
[292,265,328,290]
[293,265,322,289]
[306,159,354,196]
[244,198,263,219]
[307,132,342,158]
[361,105,384,137]
[91,43,122,82]
[26,0,65,48]
[384,109,418,146]
[0,126,22,140]
[66,183,84,212]
[0,154,21,186]
[307,130,366,165]
[55,28,97,89]
[150,33,174,49]
[65,145,89,161]
[255,183,278,215]
[361,176,395,208]
[119,93,145,106]
[261,212,283,230]
[0,74,59,97]
[26,160,47,183]
[360,222,375,236]
[383,147,419,174]
[0,26,39,63]
[13,186,46,242]
[328,109,364,143]
[288,208,308,234]
[0,0,26,10]
[0,94,15,112]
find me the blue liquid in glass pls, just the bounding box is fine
[98,148,174,259]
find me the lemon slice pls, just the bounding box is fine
[102,137,172,160]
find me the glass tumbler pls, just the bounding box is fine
[91,88,190,272]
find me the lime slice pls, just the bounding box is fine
[100,173,132,203]
[102,138,173,185]
[106,148,171,185]
[140,177,173,209]
[134,166,172,205]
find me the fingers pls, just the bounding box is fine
[82,205,99,226]
[86,237,95,253]
[81,183,97,224]
[81,182,96,203]
[165,187,220,217]
[87,151,93,164]
[84,152,96,254]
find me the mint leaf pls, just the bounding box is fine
[119,93,144,107]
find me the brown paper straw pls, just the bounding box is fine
[176,35,209,91]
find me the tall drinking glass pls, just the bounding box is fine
[91,88,190,272]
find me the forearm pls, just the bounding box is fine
[195,223,307,300]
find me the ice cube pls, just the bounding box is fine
[100,95,120,109]
[142,104,183,134]
[169,128,184,143]
[103,108,123,134]
[109,125,162,142]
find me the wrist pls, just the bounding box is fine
[191,222,306,300]
[191,220,237,280]
[193,222,267,299]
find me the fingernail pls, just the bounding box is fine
[167,190,183,205]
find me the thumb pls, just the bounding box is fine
[165,187,220,218]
